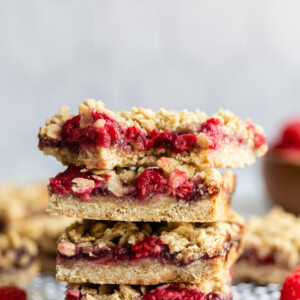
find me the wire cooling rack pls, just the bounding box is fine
[26,274,282,300]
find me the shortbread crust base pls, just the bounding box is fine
[42,141,256,170]
[56,242,241,285]
[48,187,232,222]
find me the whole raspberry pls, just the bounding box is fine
[0,286,27,300]
[280,271,300,300]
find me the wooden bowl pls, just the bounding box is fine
[264,151,300,214]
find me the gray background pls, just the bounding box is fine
[1,0,300,216]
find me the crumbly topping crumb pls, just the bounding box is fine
[40,99,265,148]
[0,184,48,225]
[0,230,38,270]
[60,162,230,199]
[58,213,243,261]
[244,207,300,267]
[66,270,231,299]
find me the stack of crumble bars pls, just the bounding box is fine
[38,99,268,300]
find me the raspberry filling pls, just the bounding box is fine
[65,284,230,300]
[40,110,226,153]
[57,235,224,267]
[247,121,267,148]
[141,284,230,300]
[239,247,277,265]
[49,165,219,201]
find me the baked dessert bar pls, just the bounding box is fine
[38,99,267,169]
[0,184,48,230]
[47,158,235,222]
[233,207,300,284]
[13,214,75,272]
[0,230,40,287]
[0,183,75,272]
[56,213,244,284]
[65,270,232,300]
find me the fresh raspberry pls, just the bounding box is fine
[275,120,300,150]
[280,271,300,300]
[0,286,27,300]
[293,266,300,274]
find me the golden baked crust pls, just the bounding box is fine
[65,270,232,299]
[233,207,300,284]
[39,99,267,169]
[56,214,244,284]
[56,254,238,285]
[48,167,235,222]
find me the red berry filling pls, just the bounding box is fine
[65,290,81,300]
[239,246,276,265]
[49,166,218,201]
[199,118,224,149]
[0,286,27,300]
[142,284,229,300]
[247,121,267,148]
[58,235,180,265]
[65,284,230,300]
[40,110,228,154]
[131,236,171,261]
[49,165,106,201]
[57,234,225,266]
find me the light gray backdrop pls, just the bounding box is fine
[1,0,300,216]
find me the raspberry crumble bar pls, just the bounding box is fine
[47,158,235,222]
[0,184,48,230]
[13,214,75,273]
[56,213,244,285]
[0,183,75,273]
[234,207,300,284]
[0,230,40,287]
[65,270,232,300]
[38,99,267,169]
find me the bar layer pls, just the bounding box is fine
[39,99,267,169]
[56,214,244,285]
[48,162,235,222]
[233,207,300,284]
